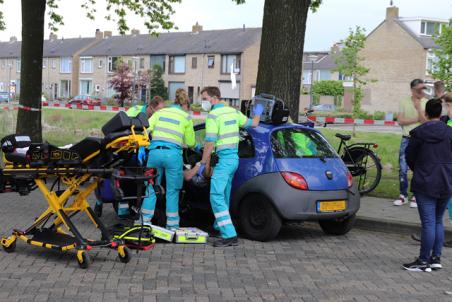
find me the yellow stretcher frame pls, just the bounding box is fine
[1,126,150,268]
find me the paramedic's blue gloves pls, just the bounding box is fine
[197,163,205,177]
[193,143,203,154]
[253,103,264,116]
[137,147,146,165]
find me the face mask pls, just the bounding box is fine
[201,101,212,112]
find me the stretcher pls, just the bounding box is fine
[0,111,153,268]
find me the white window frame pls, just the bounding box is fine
[221,54,241,74]
[108,56,121,73]
[420,21,439,36]
[98,58,103,69]
[80,56,93,74]
[59,80,71,98]
[79,78,93,95]
[60,57,72,74]
[52,59,56,69]
[16,58,21,73]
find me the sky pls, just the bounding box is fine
[0,0,450,51]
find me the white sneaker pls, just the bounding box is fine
[410,196,418,208]
[393,195,408,206]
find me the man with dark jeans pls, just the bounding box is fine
[402,98,452,272]
[394,79,427,208]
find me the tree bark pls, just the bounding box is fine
[255,0,311,123]
[16,0,46,142]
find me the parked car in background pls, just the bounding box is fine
[312,104,336,112]
[0,91,10,103]
[69,95,102,106]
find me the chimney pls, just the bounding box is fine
[104,31,112,38]
[386,6,399,21]
[9,36,17,43]
[131,29,140,35]
[192,22,203,33]
[95,29,103,40]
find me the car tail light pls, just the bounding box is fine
[347,171,353,188]
[281,172,308,190]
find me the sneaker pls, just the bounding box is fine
[430,256,442,270]
[213,236,239,247]
[393,195,408,206]
[402,258,432,272]
[410,196,417,208]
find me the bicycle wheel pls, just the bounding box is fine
[343,147,382,195]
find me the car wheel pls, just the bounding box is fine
[318,214,356,236]
[238,194,282,242]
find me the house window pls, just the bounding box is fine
[1,60,4,69]
[221,54,240,74]
[80,57,93,73]
[43,59,47,69]
[192,57,197,69]
[60,80,71,98]
[207,56,215,68]
[319,70,331,81]
[108,56,121,72]
[139,58,145,69]
[60,57,72,73]
[52,59,56,69]
[16,59,21,73]
[150,55,166,72]
[421,21,438,36]
[426,50,439,74]
[98,59,103,68]
[303,70,312,84]
[169,55,186,74]
[79,79,92,95]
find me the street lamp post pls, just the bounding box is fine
[132,56,139,104]
[307,54,318,109]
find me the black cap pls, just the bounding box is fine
[410,79,424,89]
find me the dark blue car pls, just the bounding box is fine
[183,122,360,241]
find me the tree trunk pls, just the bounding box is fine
[255,0,311,123]
[16,0,46,142]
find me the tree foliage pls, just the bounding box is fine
[150,64,168,100]
[431,20,452,90]
[333,26,370,114]
[311,80,344,97]
[109,62,134,107]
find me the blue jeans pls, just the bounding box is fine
[416,193,449,261]
[399,137,409,197]
[449,197,452,222]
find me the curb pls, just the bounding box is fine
[355,215,452,237]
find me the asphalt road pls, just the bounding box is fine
[0,191,451,302]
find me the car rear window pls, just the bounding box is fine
[271,128,337,159]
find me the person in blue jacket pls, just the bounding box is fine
[402,98,452,272]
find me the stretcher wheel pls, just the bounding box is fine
[1,239,16,253]
[118,245,131,263]
[76,250,90,269]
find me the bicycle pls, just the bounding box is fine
[299,109,382,194]
[335,133,382,195]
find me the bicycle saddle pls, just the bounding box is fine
[335,133,351,141]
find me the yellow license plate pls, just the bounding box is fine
[318,200,346,212]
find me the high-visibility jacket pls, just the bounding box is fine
[205,104,251,152]
[126,105,146,117]
[148,105,195,148]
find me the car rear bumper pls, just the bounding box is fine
[232,173,360,221]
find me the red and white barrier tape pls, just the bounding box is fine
[307,116,398,126]
[1,103,398,126]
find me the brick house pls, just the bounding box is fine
[360,6,448,113]
[78,25,261,104]
[0,31,102,100]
